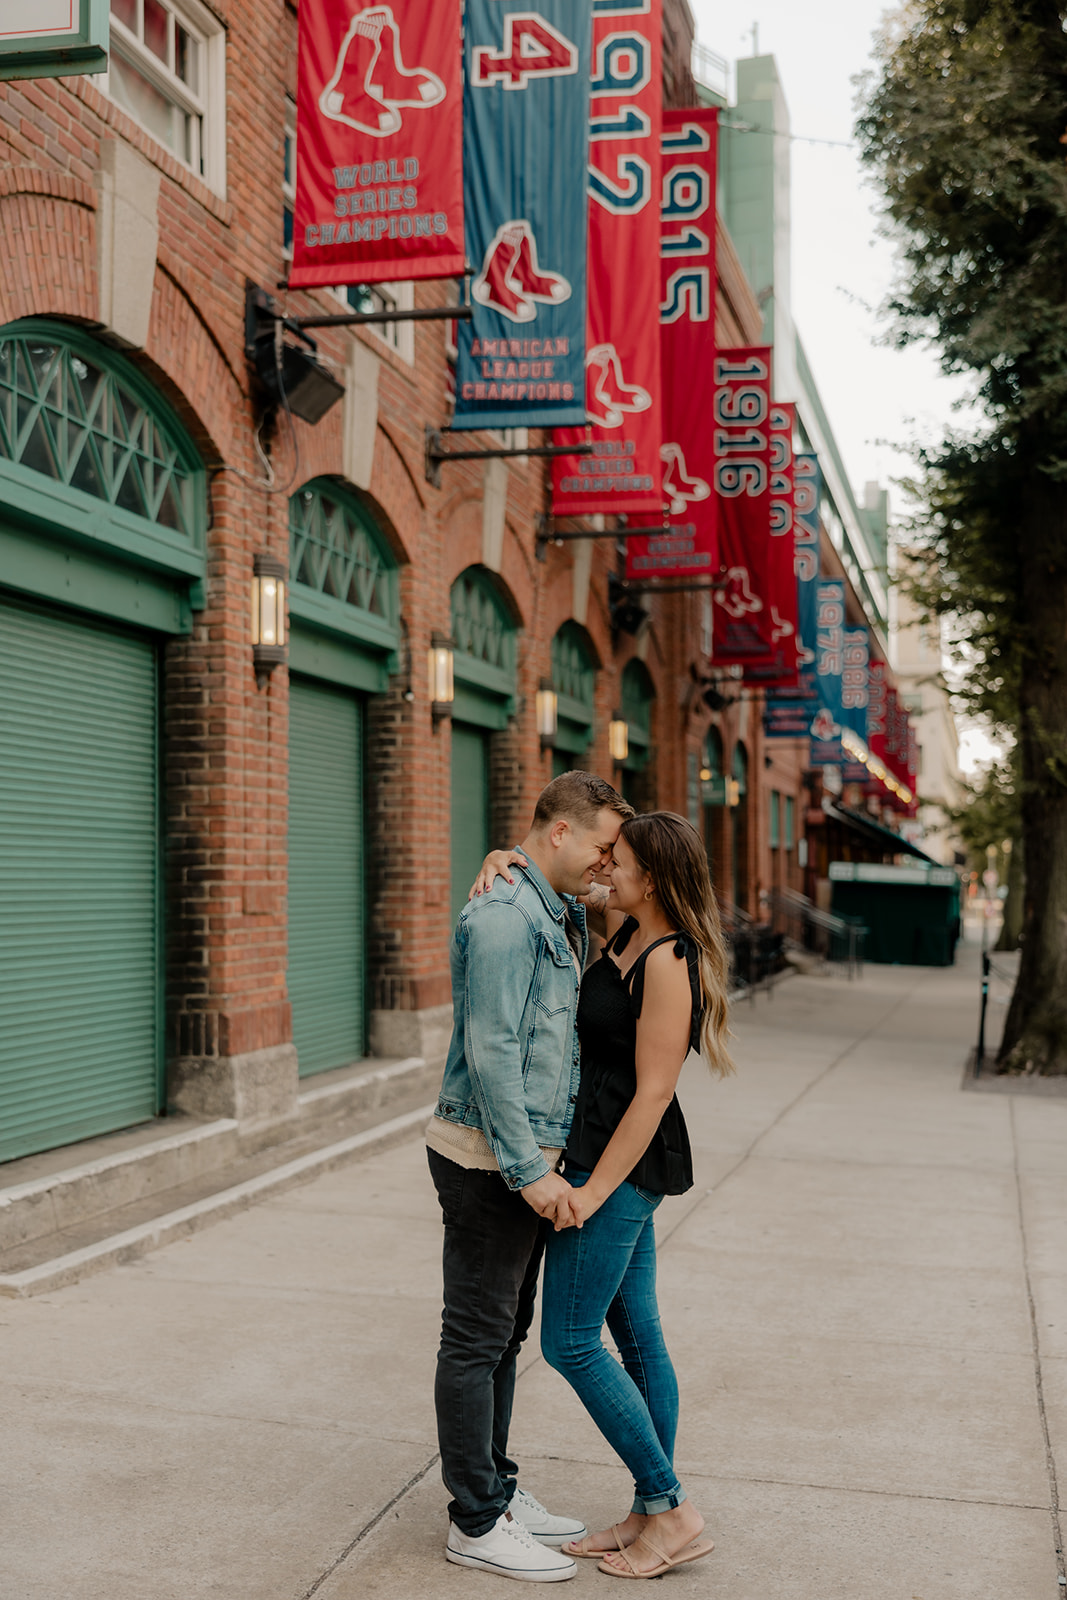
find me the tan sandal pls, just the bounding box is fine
[563,1524,626,1559]
[597,1531,715,1579]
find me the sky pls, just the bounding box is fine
[689,0,994,771]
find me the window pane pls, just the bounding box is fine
[143,0,169,63]
[111,0,137,31]
[110,50,178,149]
[175,24,199,93]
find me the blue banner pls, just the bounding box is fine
[841,625,869,743]
[454,1,593,430]
[764,451,821,737]
[810,578,845,765]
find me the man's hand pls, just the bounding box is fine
[520,1171,579,1227]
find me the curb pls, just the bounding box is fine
[0,1102,435,1300]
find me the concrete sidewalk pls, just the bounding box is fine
[2,939,1065,1600]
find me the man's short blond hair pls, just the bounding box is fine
[532,770,634,833]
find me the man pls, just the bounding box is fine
[426,770,633,1582]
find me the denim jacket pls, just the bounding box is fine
[435,858,587,1190]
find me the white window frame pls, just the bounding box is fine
[330,280,415,364]
[103,0,226,196]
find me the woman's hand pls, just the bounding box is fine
[468,849,528,900]
[554,1183,605,1230]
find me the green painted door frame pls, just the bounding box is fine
[0,593,163,1163]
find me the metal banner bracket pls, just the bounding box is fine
[425,430,593,489]
[535,514,674,562]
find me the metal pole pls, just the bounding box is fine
[976,951,990,1068]
[292,304,473,330]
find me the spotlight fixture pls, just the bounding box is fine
[244,284,344,425]
[608,574,649,637]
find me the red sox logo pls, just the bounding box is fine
[810,707,838,742]
[770,607,795,643]
[660,442,709,515]
[320,5,446,137]
[714,566,763,619]
[472,221,571,324]
[585,345,651,428]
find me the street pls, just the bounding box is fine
[2,935,1064,1600]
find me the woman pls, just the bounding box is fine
[471,811,734,1579]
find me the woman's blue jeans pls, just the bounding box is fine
[540,1166,686,1515]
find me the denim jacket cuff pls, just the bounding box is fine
[501,1150,552,1192]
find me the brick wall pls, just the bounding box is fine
[0,0,786,1114]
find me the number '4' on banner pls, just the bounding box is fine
[454,0,594,431]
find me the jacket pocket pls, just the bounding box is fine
[532,932,576,1018]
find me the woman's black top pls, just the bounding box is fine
[565,916,699,1196]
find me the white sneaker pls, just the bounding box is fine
[511,1487,588,1548]
[446,1512,578,1582]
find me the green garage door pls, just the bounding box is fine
[288,676,365,1077]
[450,722,491,927]
[0,596,161,1164]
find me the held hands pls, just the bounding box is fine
[520,1171,582,1230]
[468,849,529,901]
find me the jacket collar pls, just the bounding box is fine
[515,854,568,923]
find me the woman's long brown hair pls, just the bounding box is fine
[621,811,735,1077]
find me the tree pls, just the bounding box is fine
[857,0,1067,1072]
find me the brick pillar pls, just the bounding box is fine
[165,471,297,1127]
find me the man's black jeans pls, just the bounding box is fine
[427,1148,548,1536]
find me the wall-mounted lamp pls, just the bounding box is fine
[251,552,287,688]
[536,679,558,753]
[608,714,629,764]
[428,633,455,725]
[726,777,742,808]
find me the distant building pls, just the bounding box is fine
[890,538,965,865]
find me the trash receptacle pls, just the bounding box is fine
[829,862,961,966]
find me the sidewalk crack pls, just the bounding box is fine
[1010,1098,1066,1591]
[299,1452,440,1598]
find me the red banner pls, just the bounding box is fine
[551,1,663,518]
[291,0,464,287]
[710,347,775,663]
[743,401,799,685]
[623,106,719,581]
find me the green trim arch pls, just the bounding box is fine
[450,566,518,729]
[550,621,597,756]
[288,479,401,692]
[732,739,749,796]
[0,319,207,633]
[620,657,655,772]
[701,725,727,807]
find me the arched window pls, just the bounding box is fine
[288,480,400,691]
[0,324,202,538]
[731,740,750,909]
[450,566,518,728]
[620,658,655,772]
[733,739,749,795]
[551,621,597,760]
[0,320,206,630]
[701,726,726,805]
